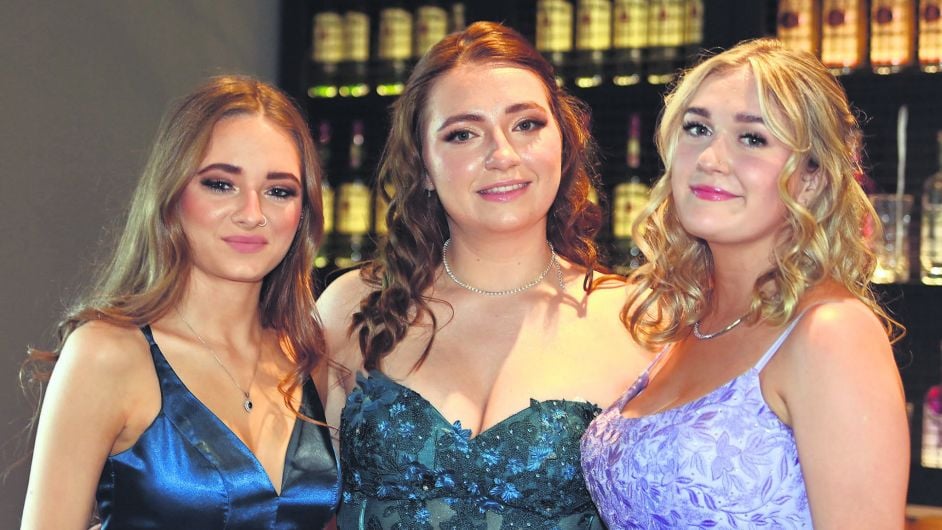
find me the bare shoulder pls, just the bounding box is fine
[789,293,891,364]
[58,320,152,377]
[316,269,372,371]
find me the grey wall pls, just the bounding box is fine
[0,2,281,525]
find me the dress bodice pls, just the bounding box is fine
[580,317,814,530]
[95,326,340,529]
[338,370,605,529]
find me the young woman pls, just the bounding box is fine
[317,22,651,529]
[21,76,340,529]
[580,39,909,529]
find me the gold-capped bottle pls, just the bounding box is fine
[314,121,335,270]
[339,0,370,97]
[610,0,648,86]
[777,0,821,56]
[612,112,650,273]
[307,0,343,99]
[683,0,705,64]
[647,0,686,84]
[870,0,915,74]
[573,0,612,88]
[374,0,414,96]
[536,0,574,85]
[332,120,372,269]
[820,0,867,74]
[415,0,449,60]
[919,0,942,72]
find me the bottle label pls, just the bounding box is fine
[378,7,413,61]
[649,0,685,48]
[922,386,942,469]
[373,184,395,235]
[777,0,820,55]
[415,6,449,58]
[870,0,914,67]
[322,184,335,234]
[613,181,650,238]
[920,1,942,67]
[336,182,371,235]
[312,11,344,63]
[536,0,574,53]
[576,0,612,51]
[343,11,370,62]
[613,0,649,49]
[684,0,704,47]
[821,0,865,69]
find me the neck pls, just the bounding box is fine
[176,272,265,345]
[443,226,557,293]
[706,243,772,321]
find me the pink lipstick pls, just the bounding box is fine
[223,235,268,253]
[690,185,739,201]
[477,181,530,202]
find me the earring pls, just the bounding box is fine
[426,189,432,198]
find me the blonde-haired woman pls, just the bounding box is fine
[581,39,908,529]
[21,76,339,529]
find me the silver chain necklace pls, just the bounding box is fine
[176,308,259,413]
[692,313,748,340]
[441,238,565,296]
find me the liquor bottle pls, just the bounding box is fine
[338,0,370,97]
[919,0,942,72]
[683,0,705,64]
[610,0,648,86]
[921,341,942,469]
[536,0,574,85]
[414,0,449,60]
[870,0,915,74]
[572,0,612,88]
[332,120,373,269]
[646,0,686,85]
[921,131,942,285]
[315,121,335,270]
[449,0,467,33]
[372,182,395,237]
[820,0,866,74]
[307,0,343,99]
[374,0,414,96]
[776,0,821,56]
[611,112,650,273]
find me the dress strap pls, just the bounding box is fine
[754,303,828,372]
[614,344,673,409]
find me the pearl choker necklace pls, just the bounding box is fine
[692,313,748,340]
[441,238,565,296]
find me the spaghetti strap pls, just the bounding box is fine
[613,344,673,410]
[754,303,829,372]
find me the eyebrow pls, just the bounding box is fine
[685,107,765,124]
[436,101,548,132]
[196,163,300,183]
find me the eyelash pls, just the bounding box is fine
[442,118,547,143]
[199,178,299,200]
[681,121,768,148]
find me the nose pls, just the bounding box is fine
[697,135,731,174]
[484,130,522,171]
[230,191,267,229]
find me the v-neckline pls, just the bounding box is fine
[364,370,598,441]
[146,326,302,497]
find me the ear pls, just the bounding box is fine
[796,161,822,207]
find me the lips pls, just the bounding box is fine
[477,181,530,202]
[690,185,740,201]
[223,235,268,253]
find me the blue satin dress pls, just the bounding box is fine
[95,326,340,529]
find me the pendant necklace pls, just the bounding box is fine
[176,308,260,413]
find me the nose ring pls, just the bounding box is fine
[258,215,269,228]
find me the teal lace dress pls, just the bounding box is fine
[338,371,605,529]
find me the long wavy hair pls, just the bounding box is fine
[624,38,899,347]
[354,21,603,371]
[22,75,327,411]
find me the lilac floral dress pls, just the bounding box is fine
[580,316,814,529]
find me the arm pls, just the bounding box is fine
[21,322,142,530]
[781,301,909,530]
[315,270,371,436]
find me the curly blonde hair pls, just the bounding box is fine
[624,38,897,347]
